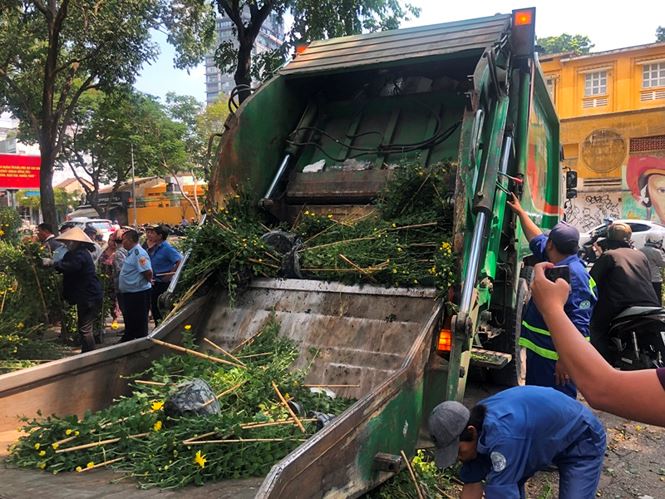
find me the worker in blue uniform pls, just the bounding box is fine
[508,193,596,398]
[429,386,606,499]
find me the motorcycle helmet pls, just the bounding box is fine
[607,222,632,243]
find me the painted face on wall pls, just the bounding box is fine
[647,174,665,222]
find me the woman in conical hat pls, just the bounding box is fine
[46,227,103,353]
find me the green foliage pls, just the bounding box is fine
[213,0,419,88]
[0,208,22,243]
[8,318,354,488]
[657,26,665,43]
[180,160,457,302]
[536,34,594,55]
[368,450,461,498]
[0,0,215,226]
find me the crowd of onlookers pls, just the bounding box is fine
[34,221,183,353]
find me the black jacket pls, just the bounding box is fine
[54,247,103,305]
[590,246,660,331]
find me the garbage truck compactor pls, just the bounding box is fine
[0,7,565,498]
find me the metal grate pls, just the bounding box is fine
[582,97,608,108]
[640,89,665,101]
[630,135,665,153]
[581,177,622,188]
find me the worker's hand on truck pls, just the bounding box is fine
[506,192,524,214]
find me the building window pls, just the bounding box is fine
[643,63,665,88]
[584,71,607,96]
[545,76,557,103]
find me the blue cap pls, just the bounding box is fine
[547,221,580,254]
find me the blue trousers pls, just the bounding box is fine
[525,350,577,399]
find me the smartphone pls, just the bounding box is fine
[544,265,570,284]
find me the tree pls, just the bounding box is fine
[657,26,665,42]
[196,94,230,179]
[0,1,215,230]
[59,88,155,218]
[213,0,419,102]
[536,34,594,55]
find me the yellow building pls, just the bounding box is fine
[540,42,665,231]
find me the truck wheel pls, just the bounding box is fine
[488,274,530,386]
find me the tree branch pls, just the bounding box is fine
[55,75,96,154]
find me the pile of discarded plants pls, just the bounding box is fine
[8,318,353,488]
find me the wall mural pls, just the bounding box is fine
[564,155,665,231]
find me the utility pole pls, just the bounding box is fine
[131,143,137,226]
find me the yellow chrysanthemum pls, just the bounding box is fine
[38,450,46,457]
[74,430,80,436]
[51,443,59,450]
[86,462,94,469]
[111,322,119,330]
[65,429,73,436]
[38,462,46,470]
[153,420,163,432]
[150,400,164,412]
[184,324,192,331]
[16,322,24,329]
[194,450,207,468]
[75,466,83,473]
[34,443,40,450]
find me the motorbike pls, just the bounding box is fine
[606,306,665,369]
[578,217,614,265]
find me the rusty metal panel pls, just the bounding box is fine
[281,14,510,77]
[286,170,394,203]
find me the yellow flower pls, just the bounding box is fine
[0,229,4,237]
[86,462,94,469]
[194,450,207,468]
[39,450,46,457]
[16,321,24,329]
[153,420,163,432]
[76,466,83,473]
[184,324,192,331]
[34,443,40,450]
[65,429,73,436]
[74,431,80,436]
[327,214,333,219]
[51,443,59,450]
[111,322,119,330]
[150,400,164,412]
[38,462,46,470]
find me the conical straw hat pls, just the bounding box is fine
[55,226,94,245]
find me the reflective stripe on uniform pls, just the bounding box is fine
[588,276,598,299]
[519,337,559,360]
[522,320,550,336]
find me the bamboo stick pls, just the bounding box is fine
[150,338,239,367]
[231,328,266,353]
[56,433,149,453]
[201,379,248,407]
[241,418,316,430]
[186,438,307,445]
[246,258,280,269]
[77,457,125,472]
[134,380,167,386]
[182,431,219,445]
[236,352,271,359]
[339,254,377,282]
[31,264,49,324]
[272,381,306,433]
[51,435,77,447]
[203,338,246,367]
[303,384,360,388]
[303,236,378,252]
[400,450,425,499]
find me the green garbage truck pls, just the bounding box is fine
[0,7,570,498]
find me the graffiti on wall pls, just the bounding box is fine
[565,193,622,232]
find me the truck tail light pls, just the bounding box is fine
[437,329,452,352]
[511,7,536,57]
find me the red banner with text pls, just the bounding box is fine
[0,154,41,189]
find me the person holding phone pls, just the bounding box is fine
[531,261,665,427]
[507,194,596,397]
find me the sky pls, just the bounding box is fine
[134,0,665,103]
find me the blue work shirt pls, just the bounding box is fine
[459,386,605,498]
[519,234,596,361]
[119,244,152,293]
[147,241,182,283]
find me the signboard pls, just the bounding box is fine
[0,154,41,189]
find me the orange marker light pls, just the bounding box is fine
[437,328,452,352]
[295,42,309,55]
[513,10,533,26]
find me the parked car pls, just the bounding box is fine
[579,219,665,250]
[60,218,116,242]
